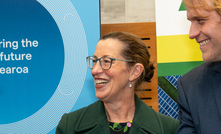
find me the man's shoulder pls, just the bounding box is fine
[181,62,208,79]
[188,62,207,73]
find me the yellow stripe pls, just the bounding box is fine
[157,34,203,63]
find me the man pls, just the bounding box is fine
[176,0,221,133]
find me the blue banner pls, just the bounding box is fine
[0,0,100,133]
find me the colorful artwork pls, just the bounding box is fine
[155,0,203,118]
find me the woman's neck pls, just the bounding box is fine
[104,95,135,123]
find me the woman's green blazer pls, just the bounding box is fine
[56,95,179,134]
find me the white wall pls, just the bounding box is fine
[100,0,155,24]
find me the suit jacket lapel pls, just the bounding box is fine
[211,61,221,120]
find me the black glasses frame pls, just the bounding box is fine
[86,56,135,70]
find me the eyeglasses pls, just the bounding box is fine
[86,56,135,70]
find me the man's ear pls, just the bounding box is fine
[129,63,144,81]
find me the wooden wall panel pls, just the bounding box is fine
[101,22,159,112]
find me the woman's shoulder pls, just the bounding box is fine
[67,100,102,118]
[135,98,179,133]
[58,104,91,126]
[157,112,179,123]
[156,112,180,133]
[147,109,179,134]
[142,103,179,127]
[56,100,103,134]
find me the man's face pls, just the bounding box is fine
[187,1,221,62]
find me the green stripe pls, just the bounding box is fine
[158,61,204,76]
[158,76,178,102]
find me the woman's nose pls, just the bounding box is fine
[91,61,103,75]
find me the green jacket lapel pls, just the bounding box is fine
[129,95,162,134]
[75,100,110,134]
[75,94,168,134]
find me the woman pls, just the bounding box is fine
[56,31,179,134]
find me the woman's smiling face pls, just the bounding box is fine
[91,38,131,102]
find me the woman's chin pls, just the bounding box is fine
[96,93,105,100]
[96,93,110,102]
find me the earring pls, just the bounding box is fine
[129,82,132,88]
